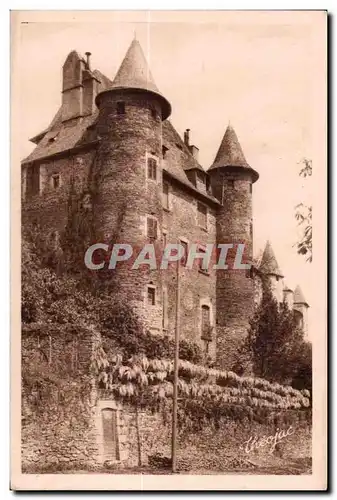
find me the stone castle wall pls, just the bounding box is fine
[21,326,311,473]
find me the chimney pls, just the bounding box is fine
[184,129,190,147]
[85,52,92,70]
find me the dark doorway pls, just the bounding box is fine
[101,408,119,461]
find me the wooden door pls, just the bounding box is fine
[101,408,119,461]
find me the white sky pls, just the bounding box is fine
[17,12,324,338]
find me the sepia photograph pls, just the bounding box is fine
[11,9,327,491]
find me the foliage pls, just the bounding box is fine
[241,282,311,390]
[91,347,311,411]
[295,158,312,262]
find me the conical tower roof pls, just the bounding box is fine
[283,282,293,292]
[294,285,309,306]
[96,39,171,120]
[209,124,259,182]
[112,39,159,93]
[259,240,284,277]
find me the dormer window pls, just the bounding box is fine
[47,131,59,143]
[117,102,125,115]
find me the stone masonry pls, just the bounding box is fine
[21,38,310,370]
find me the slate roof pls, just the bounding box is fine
[293,285,309,306]
[22,69,113,164]
[96,39,171,120]
[259,240,284,277]
[21,43,218,205]
[283,283,294,292]
[209,124,259,182]
[111,39,160,94]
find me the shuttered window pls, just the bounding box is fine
[147,157,157,180]
[147,217,158,240]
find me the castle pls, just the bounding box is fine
[21,39,309,369]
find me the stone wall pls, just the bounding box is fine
[22,149,95,235]
[22,326,311,474]
[162,178,217,359]
[21,324,101,472]
[85,397,312,472]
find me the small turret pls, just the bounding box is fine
[259,240,284,302]
[283,283,294,309]
[293,285,309,339]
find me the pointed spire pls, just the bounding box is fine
[259,240,284,277]
[102,39,171,120]
[209,124,259,182]
[112,39,159,94]
[294,285,309,306]
[283,282,293,292]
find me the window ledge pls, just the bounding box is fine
[198,226,208,233]
[163,207,171,213]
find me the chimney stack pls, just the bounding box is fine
[85,52,92,70]
[184,128,190,147]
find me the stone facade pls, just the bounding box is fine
[21,40,309,372]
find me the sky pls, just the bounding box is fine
[16,11,325,338]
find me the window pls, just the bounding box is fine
[147,216,158,240]
[150,107,157,119]
[201,305,212,340]
[117,102,125,115]
[26,164,40,196]
[197,202,207,229]
[198,246,209,274]
[249,183,252,194]
[162,145,169,159]
[147,286,156,305]
[180,240,188,266]
[147,157,157,180]
[228,180,235,188]
[162,230,167,249]
[52,174,60,189]
[163,182,170,210]
[101,408,119,461]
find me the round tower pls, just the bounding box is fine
[92,39,171,329]
[209,124,259,370]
